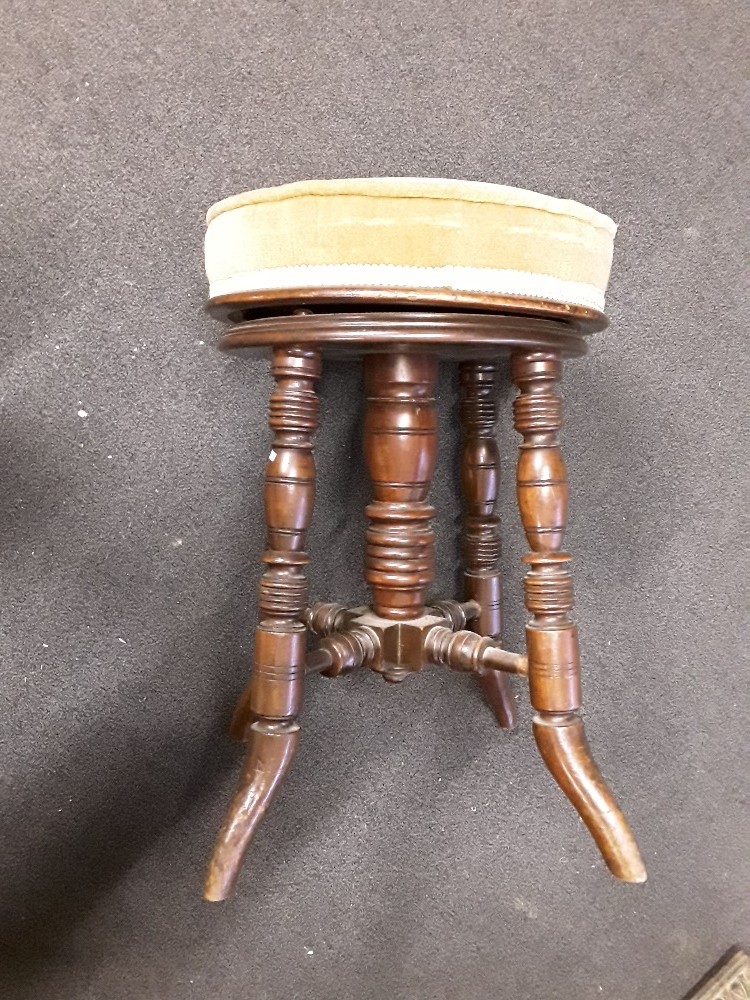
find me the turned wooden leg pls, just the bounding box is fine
[363,353,437,625]
[204,346,320,901]
[459,362,515,729]
[512,351,646,883]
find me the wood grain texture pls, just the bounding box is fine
[512,350,646,883]
[218,309,590,359]
[202,320,646,897]
[205,346,321,901]
[203,722,299,902]
[459,362,516,728]
[207,286,608,333]
[363,353,437,620]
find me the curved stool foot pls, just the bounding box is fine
[477,669,516,729]
[204,721,300,901]
[533,714,646,883]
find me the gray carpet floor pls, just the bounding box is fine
[1,1,748,997]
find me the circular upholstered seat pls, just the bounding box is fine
[204,177,616,314]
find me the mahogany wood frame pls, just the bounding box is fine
[202,299,646,901]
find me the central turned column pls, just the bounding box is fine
[363,354,438,620]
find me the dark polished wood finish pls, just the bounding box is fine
[426,626,528,676]
[204,346,321,902]
[363,354,438,620]
[219,310,589,359]
[511,350,646,883]
[204,721,299,902]
[459,362,516,729]
[207,286,608,334]
[203,304,646,899]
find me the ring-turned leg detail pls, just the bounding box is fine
[459,362,515,729]
[363,353,438,623]
[512,351,646,884]
[204,346,321,901]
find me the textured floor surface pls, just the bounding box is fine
[1,1,748,998]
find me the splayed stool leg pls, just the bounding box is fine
[204,346,321,901]
[511,350,646,883]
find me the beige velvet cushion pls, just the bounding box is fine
[205,177,616,311]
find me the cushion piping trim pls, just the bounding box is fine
[205,178,616,235]
[207,263,606,311]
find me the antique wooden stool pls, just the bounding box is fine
[201,177,646,901]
